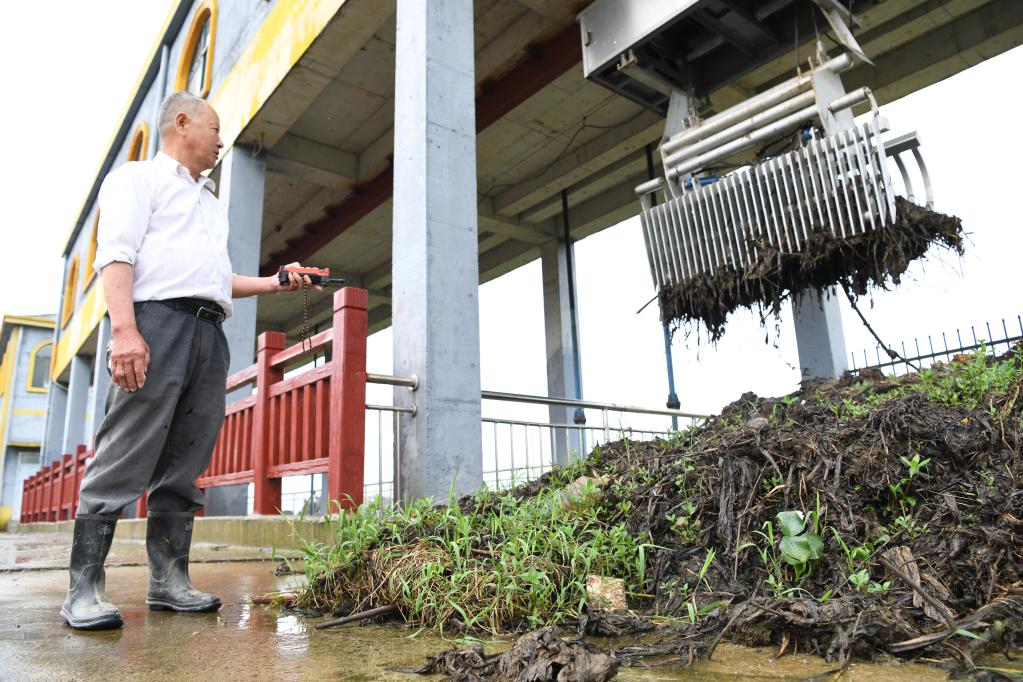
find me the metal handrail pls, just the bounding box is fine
[482,416,672,433]
[366,403,415,414]
[367,373,418,389]
[481,390,707,420]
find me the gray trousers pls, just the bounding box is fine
[77,301,229,515]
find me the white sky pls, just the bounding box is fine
[2,2,1021,427]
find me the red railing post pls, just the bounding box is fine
[252,331,286,514]
[33,472,41,522]
[47,460,60,522]
[27,474,37,522]
[21,475,32,523]
[136,490,148,519]
[61,450,79,520]
[327,288,368,511]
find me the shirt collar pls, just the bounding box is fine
[155,151,216,192]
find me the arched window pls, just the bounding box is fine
[26,341,52,393]
[61,256,80,328]
[127,122,149,162]
[175,0,217,99]
[83,211,100,286]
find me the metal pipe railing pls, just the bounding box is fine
[366,403,415,414]
[481,389,707,420]
[367,373,418,389]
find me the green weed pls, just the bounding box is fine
[293,481,652,635]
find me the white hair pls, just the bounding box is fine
[157,92,207,134]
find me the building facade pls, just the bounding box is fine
[0,315,55,522]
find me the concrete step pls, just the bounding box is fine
[14,514,334,553]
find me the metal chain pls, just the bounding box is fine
[301,282,312,356]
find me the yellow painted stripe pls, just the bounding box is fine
[6,442,41,449]
[211,0,346,151]
[52,281,107,380]
[12,409,46,417]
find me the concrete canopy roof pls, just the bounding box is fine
[232,0,1022,340]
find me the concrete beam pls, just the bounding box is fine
[239,0,397,150]
[265,133,359,189]
[513,0,577,21]
[566,172,647,240]
[261,21,583,274]
[519,146,651,224]
[260,168,393,276]
[367,304,393,335]
[843,0,1023,106]
[478,196,554,244]
[492,111,662,217]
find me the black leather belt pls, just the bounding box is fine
[154,298,226,325]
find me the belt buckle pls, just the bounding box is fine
[197,306,224,324]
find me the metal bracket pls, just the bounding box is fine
[811,0,872,65]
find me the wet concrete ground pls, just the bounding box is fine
[0,531,285,571]
[0,531,1002,681]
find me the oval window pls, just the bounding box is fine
[175,1,217,99]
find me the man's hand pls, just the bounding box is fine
[110,328,151,392]
[231,262,324,298]
[272,261,322,292]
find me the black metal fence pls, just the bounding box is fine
[850,315,1022,376]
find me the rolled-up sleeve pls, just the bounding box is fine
[93,165,151,271]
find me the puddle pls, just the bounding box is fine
[0,559,1016,681]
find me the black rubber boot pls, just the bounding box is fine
[145,511,221,612]
[60,514,123,630]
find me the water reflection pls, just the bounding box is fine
[274,613,309,657]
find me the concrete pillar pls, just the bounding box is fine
[207,145,267,516]
[392,0,483,502]
[61,355,91,456]
[220,146,265,379]
[790,67,854,380]
[88,316,113,443]
[541,238,585,465]
[41,383,67,466]
[793,289,849,379]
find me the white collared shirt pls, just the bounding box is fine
[94,151,234,317]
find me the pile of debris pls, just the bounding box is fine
[291,347,1022,678]
[657,199,964,340]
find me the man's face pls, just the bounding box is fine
[183,103,224,172]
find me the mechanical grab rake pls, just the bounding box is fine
[635,49,935,295]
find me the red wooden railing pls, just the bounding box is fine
[20,288,368,521]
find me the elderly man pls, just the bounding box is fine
[62,92,313,630]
